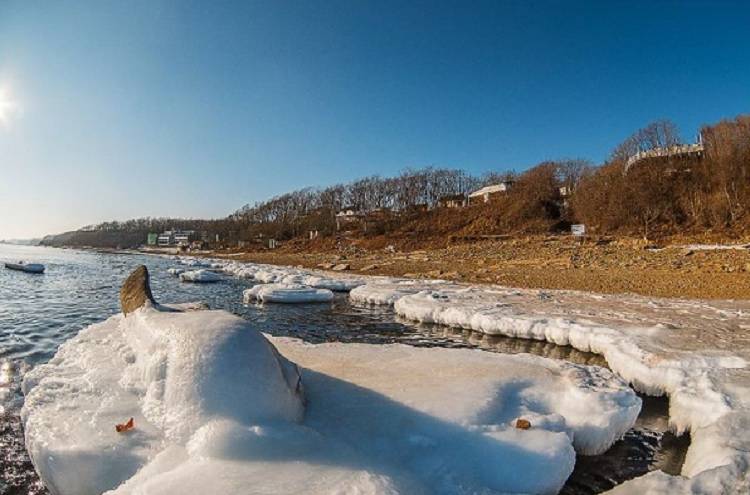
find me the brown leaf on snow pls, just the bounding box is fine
[115,417,134,433]
[515,418,531,430]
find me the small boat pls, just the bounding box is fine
[4,261,45,274]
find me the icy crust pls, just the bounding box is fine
[243,283,334,304]
[177,257,367,292]
[178,269,221,283]
[350,281,460,306]
[21,307,642,495]
[393,288,750,493]
[21,308,303,495]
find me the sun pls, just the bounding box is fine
[0,87,18,126]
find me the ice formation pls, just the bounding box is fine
[178,269,222,283]
[21,301,642,495]
[389,286,750,493]
[22,307,303,495]
[243,283,335,304]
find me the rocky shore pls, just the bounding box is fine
[210,236,750,300]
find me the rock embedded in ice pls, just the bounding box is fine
[178,269,222,283]
[119,265,156,315]
[243,283,334,304]
[22,307,304,495]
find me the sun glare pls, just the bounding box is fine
[0,87,18,126]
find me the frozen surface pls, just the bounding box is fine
[390,286,750,493]
[21,306,303,495]
[21,305,642,495]
[166,267,184,276]
[198,258,367,292]
[153,256,750,493]
[178,269,222,283]
[350,280,459,306]
[243,283,335,304]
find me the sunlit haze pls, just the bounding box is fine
[1,0,749,239]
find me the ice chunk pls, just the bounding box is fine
[178,269,222,283]
[243,283,334,304]
[350,280,458,306]
[22,308,303,495]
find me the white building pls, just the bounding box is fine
[157,231,173,246]
[157,230,195,247]
[468,182,513,203]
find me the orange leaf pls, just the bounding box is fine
[116,417,135,433]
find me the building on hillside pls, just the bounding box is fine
[438,194,467,208]
[468,182,513,204]
[624,135,705,174]
[146,233,158,246]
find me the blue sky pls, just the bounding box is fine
[0,0,748,238]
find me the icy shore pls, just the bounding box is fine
[178,253,750,491]
[345,282,750,493]
[22,297,640,495]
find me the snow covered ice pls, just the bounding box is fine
[21,298,641,494]
[178,269,222,283]
[24,258,750,494]
[387,285,750,493]
[243,283,334,304]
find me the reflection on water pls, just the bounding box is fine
[0,245,688,494]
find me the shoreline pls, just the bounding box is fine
[201,236,750,300]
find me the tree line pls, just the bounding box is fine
[41,113,750,249]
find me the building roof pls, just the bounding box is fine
[469,183,510,197]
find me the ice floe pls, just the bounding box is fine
[178,269,222,283]
[243,283,335,304]
[22,301,642,495]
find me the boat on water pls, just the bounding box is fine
[4,261,45,273]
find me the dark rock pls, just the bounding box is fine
[120,265,156,315]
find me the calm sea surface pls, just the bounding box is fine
[0,244,687,495]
